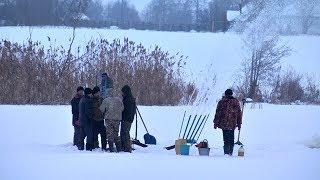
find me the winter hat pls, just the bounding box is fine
[92,86,100,95]
[84,88,93,95]
[121,85,132,96]
[225,89,233,96]
[77,86,84,92]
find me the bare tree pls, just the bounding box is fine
[304,75,320,104]
[242,35,291,99]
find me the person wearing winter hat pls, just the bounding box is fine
[91,86,107,151]
[120,85,136,153]
[213,89,242,156]
[70,86,84,149]
[79,88,94,151]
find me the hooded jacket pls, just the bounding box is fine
[121,85,136,123]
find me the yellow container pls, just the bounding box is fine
[175,139,187,155]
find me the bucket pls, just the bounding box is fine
[175,139,187,155]
[198,148,210,156]
[180,144,190,155]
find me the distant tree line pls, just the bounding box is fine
[0,39,197,105]
[0,0,245,32]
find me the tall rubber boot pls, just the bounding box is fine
[223,145,229,155]
[115,141,122,153]
[94,141,100,149]
[229,144,234,156]
[101,143,107,151]
[108,141,115,152]
[86,143,93,151]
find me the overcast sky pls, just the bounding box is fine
[101,0,152,12]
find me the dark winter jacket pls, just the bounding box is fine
[214,95,242,130]
[71,94,83,126]
[79,95,94,126]
[121,86,136,123]
[92,96,104,121]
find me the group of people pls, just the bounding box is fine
[71,85,136,153]
[71,85,242,155]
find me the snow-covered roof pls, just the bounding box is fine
[227,10,241,21]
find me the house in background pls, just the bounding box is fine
[212,0,248,32]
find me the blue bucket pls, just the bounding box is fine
[180,144,190,155]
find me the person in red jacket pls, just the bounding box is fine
[214,89,242,156]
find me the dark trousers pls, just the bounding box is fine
[222,130,235,155]
[120,121,132,152]
[92,121,107,149]
[81,123,94,151]
[73,125,83,147]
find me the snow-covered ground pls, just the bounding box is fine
[0,27,319,179]
[1,26,319,99]
[0,104,319,180]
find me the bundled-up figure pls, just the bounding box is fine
[120,85,136,153]
[100,89,124,152]
[92,86,107,151]
[214,89,242,156]
[79,88,95,151]
[71,86,84,149]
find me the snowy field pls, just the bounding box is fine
[1,26,320,99]
[0,104,319,180]
[0,27,319,179]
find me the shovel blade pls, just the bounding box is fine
[235,141,243,145]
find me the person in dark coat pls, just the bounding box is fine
[71,86,84,149]
[120,85,136,153]
[92,86,107,151]
[213,89,242,156]
[79,88,95,151]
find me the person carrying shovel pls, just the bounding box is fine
[213,89,242,156]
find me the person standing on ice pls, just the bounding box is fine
[214,89,242,156]
[71,86,84,149]
[79,88,95,151]
[100,88,124,152]
[120,85,136,153]
[92,86,107,151]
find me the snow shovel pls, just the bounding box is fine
[136,107,157,145]
[235,99,246,146]
[132,111,148,148]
